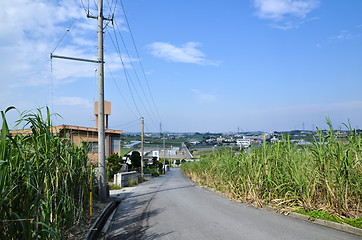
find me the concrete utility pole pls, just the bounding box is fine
[141,117,144,177]
[97,0,106,203]
[163,139,166,173]
[50,0,112,203]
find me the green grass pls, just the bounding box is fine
[120,147,133,156]
[108,183,122,190]
[181,118,361,228]
[344,217,362,229]
[293,209,361,229]
[0,107,92,239]
[128,179,137,187]
[193,150,215,158]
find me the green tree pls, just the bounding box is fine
[130,151,141,169]
[152,156,158,166]
[106,154,122,181]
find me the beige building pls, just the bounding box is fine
[10,101,122,163]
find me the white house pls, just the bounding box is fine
[236,138,251,148]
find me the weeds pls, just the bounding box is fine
[108,183,122,190]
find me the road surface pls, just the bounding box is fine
[182,142,193,158]
[105,169,359,240]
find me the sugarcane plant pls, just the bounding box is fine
[0,107,91,239]
[181,118,361,227]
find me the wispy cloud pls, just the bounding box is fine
[271,16,318,30]
[330,26,362,42]
[54,96,92,108]
[253,0,319,29]
[191,89,216,102]
[147,42,220,66]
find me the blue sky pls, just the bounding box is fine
[1,0,361,133]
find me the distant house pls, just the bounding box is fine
[124,141,142,148]
[236,138,251,148]
[10,101,122,163]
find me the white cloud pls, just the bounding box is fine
[191,89,216,102]
[254,0,319,20]
[0,0,89,88]
[253,0,319,29]
[147,42,220,66]
[54,96,92,108]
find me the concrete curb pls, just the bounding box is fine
[261,205,362,237]
[84,199,121,240]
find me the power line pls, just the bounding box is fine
[119,1,162,123]
[111,117,141,128]
[79,0,89,15]
[106,29,142,118]
[105,62,139,118]
[51,18,76,54]
[112,19,159,126]
[105,0,118,19]
[106,27,159,130]
[122,65,159,129]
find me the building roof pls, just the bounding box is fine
[10,124,122,135]
[55,124,122,134]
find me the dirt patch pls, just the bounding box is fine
[63,200,111,239]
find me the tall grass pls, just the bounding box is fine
[181,119,361,221]
[0,107,91,239]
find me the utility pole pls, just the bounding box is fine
[163,139,166,173]
[141,117,144,178]
[50,0,111,203]
[88,0,112,202]
[96,0,106,203]
[160,123,162,138]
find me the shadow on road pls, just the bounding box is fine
[106,207,172,240]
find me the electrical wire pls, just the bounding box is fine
[112,19,159,127]
[119,1,162,123]
[105,0,118,19]
[106,29,142,117]
[79,0,88,15]
[111,118,141,128]
[106,28,159,130]
[51,18,76,54]
[105,62,139,118]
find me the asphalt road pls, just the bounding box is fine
[105,169,360,240]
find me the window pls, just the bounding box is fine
[111,136,119,151]
[83,142,98,153]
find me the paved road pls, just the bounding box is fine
[105,169,359,240]
[182,142,193,158]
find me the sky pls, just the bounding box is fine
[1,0,362,133]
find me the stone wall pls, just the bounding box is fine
[113,171,139,187]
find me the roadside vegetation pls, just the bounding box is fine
[181,119,361,228]
[0,107,92,239]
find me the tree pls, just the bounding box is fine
[130,151,141,169]
[106,153,122,181]
[152,156,158,166]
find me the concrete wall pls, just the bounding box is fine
[114,171,139,187]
